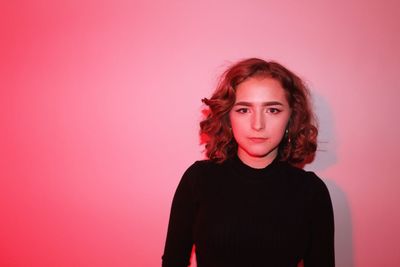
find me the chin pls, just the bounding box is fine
[246,144,280,157]
[247,149,275,158]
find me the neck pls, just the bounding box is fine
[237,151,277,169]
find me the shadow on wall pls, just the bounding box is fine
[326,180,354,267]
[311,92,354,267]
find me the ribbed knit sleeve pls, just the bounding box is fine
[162,162,199,267]
[303,172,335,267]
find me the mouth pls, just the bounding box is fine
[248,137,268,143]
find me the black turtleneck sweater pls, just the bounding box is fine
[162,156,335,267]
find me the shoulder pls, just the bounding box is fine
[279,162,330,196]
[280,164,333,216]
[181,159,232,188]
[180,159,221,184]
[183,159,217,174]
[183,159,226,176]
[176,160,224,199]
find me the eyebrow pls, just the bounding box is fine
[233,101,284,106]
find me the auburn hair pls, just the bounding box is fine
[200,58,318,165]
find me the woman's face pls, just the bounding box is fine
[229,76,291,168]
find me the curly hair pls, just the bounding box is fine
[200,58,318,165]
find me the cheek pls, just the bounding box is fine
[278,120,289,131]
[271,117,290,136]
[229,115,245,135]
[229,113,237,129]
[230,124,242,139]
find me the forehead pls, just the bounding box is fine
[235,77,289,103]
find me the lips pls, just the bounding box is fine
[248,137,268,143]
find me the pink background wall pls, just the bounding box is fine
[1,0,399,266]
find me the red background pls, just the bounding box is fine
[1,0,400,266]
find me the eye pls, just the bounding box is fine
[235,108,250,113]
[267,108,281,114]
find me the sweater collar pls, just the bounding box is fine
[228,154,283,180]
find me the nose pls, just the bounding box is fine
[251,110,265,131]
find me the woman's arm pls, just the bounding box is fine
[162,163,199,267]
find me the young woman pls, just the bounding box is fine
[162,58,335,267]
